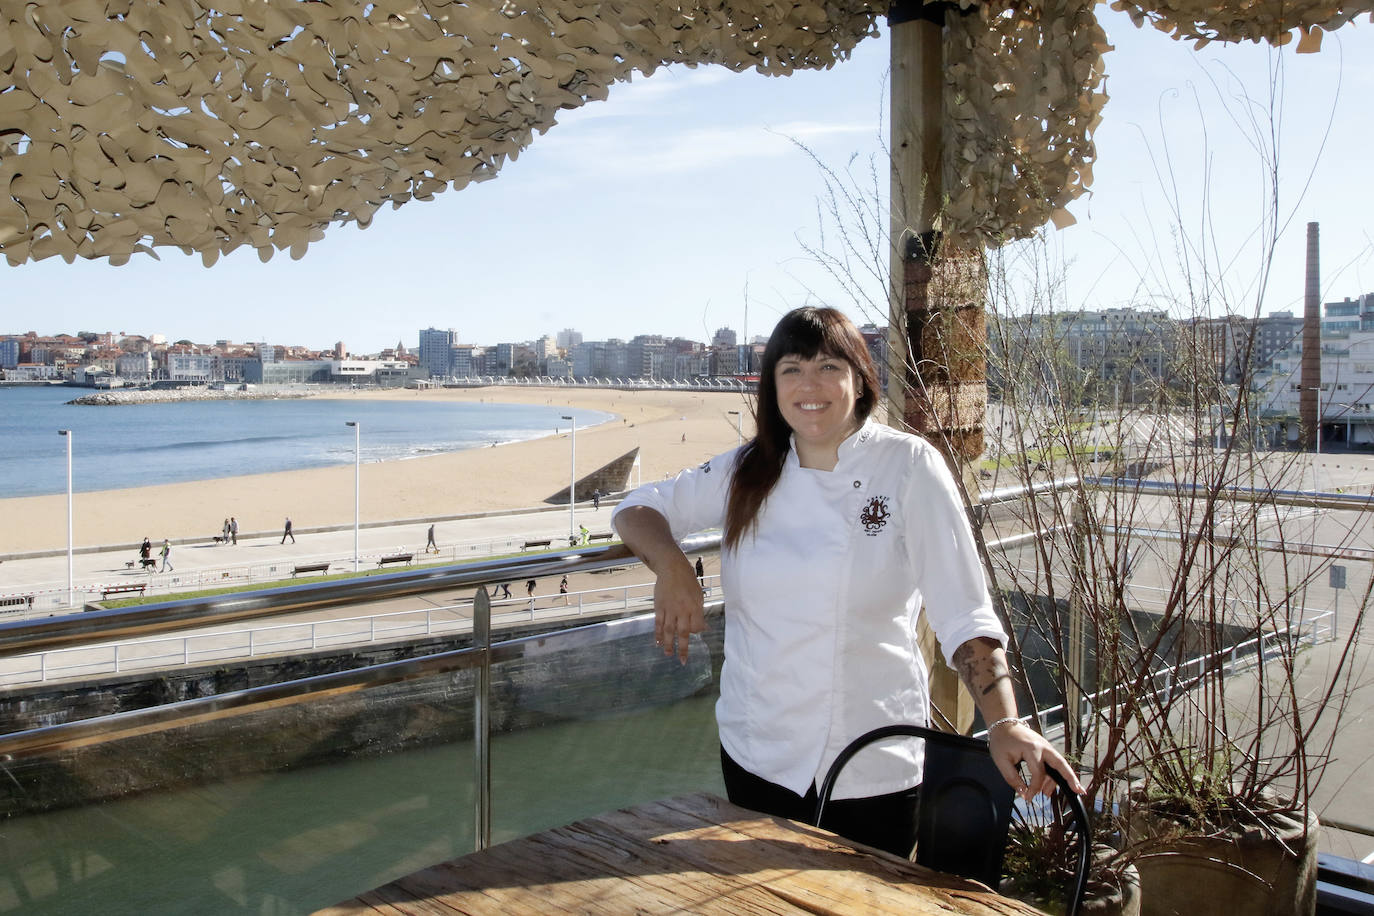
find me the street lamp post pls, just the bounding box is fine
[58,429,73,607]
[345,421,359,572]
[561,414,576,544]
[727,409,742,449]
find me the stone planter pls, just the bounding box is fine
[1002,845,1141,916]
[1128,795,1317,916]
[1081,848,1141,916]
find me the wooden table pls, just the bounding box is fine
[317,792,1044,915]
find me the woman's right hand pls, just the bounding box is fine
[613,506,706,664]
[654,557,705,664]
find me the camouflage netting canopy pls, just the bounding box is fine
[0,0,1368,266]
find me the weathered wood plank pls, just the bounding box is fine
[579,800,1000,914]
[316,793,1046,916]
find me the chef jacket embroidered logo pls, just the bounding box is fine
[859,495,891,534]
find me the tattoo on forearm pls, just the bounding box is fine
[952,640,1013,697]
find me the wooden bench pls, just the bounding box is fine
[587,533,613,543]
[292,562,331,577]
[377,553,413,568]
[521,539,552,550]
[102,583,148,600]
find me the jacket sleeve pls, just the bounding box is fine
[611,448,736,540]
[905,441,1006,665]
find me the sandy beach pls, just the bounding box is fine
[1,387,755,556]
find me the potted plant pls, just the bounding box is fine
[979,295,1368,916]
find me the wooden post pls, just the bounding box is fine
[890,1,988,734]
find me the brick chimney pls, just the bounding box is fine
[1299,222,1320,449]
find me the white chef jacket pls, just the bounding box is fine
[611,419,1004,799]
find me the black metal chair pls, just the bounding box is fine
[813,723,1091,916]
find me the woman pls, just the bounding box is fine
[612,306,1080,857]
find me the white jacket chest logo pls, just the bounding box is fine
[859,495,891,534]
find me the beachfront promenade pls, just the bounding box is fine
[0,500,641,614]
[0,497,726,688]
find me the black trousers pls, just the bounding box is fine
[720,746,920,858]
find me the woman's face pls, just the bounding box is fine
[773,352,861,454]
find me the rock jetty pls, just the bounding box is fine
[67,387,316,406]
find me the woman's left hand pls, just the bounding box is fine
[987,722,1084,801]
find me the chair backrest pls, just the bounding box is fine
[813,723,1091,916]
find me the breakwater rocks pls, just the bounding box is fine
[67,387,316,406]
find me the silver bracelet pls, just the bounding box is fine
[987,716,1023,732]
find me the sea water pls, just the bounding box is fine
[0,386,612,498]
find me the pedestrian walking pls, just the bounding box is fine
[426,524,438,553]
[230,517,238,545]
[281,517,295,544]
[222,518,231,544]
[159,539,174,572]
[559,575,569,605]
[496,583,511,599]
[579,524,590,546]
[695,556,706,594]
[592,489,601,510]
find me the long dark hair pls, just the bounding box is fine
[724,307,880,549]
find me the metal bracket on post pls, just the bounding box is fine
[473,586,491,851]
[903,229,942,266]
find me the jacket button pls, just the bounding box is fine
[853,480,861,488]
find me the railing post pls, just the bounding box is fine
[473,586,492,851]
[1065,495,1089,756]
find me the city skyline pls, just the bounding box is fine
[7,287,1373,363]
[4,8,1371,353]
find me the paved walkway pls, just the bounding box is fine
[0,501,630,614]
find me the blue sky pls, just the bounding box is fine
[6,9,1371,354]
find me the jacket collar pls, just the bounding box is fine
[785,418,876,470]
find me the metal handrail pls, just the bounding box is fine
[1083,476,1374,512]
[980,474,1374,514]
[0,598,726,761]
[0,578,729,687]
[0,532,721,657]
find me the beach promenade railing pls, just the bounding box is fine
[0,577,723,687]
